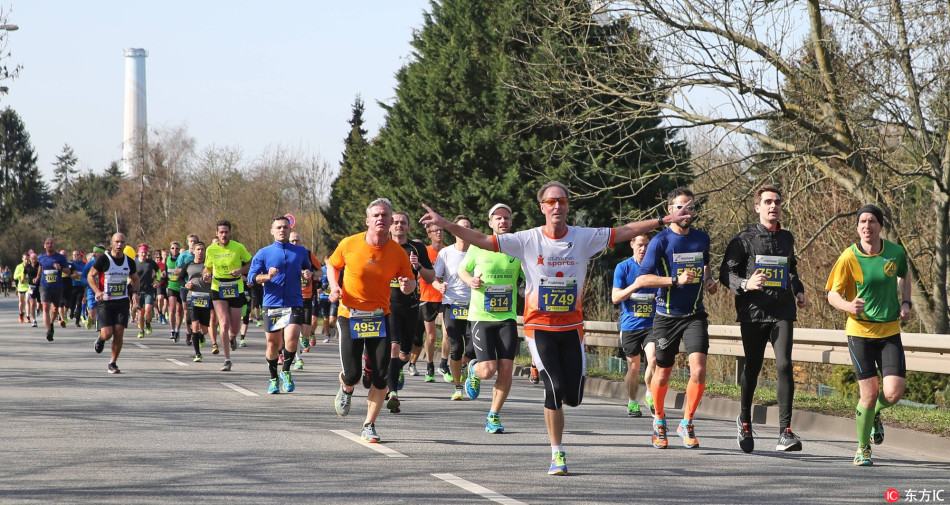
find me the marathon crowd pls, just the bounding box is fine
[5,181,913,472]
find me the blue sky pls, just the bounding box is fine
[2,1,432,178]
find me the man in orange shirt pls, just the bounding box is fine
[328,198,416,443]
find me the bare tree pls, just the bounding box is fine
[512,0,950,332]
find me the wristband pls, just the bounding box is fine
[671,275,678,287]
[657,217,664,227]
[902,300,912,309]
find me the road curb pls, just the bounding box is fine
[513,365,950,462]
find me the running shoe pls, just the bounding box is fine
[776,427,802,452]
[268,378,279,394]
[221,360,232,372]
[425,370,435,383]
[26,315,31,323]
[239,338,247,348]
[75,317,80,327]
[386,391,401,413]
[173,331,180,343]
[871,413,884,445]
[301,337,310,351]
[442,368,454,384]
[229,338,237,351]
[94,336,105,354]
[60,318,66,328]
[548,451,567,476]
[145,321,152,334]
[408,363,419,376]
[737,415,755,453]
[529,365,540,384]
[486,414,504,434]
[256,318,262,327]
[212,344,219,355]
[464,360,481,399]
[84,316,93,330]
[627,400,642,418]
[199,334,206,347]
[677,420,700,448]
[280,371,294,392]
[397,369,405,391]
[46,329,54,342]
[853,445,873,466]
[137,330,145,339]
[323,335,330,343]
[451,387,464,401]
[309,337,316,347]
[193,354,202,363]
[31,320,37,328]
[293,359,304,370]
[361,423,380,443]
[169,332,176,340]
[652,418,668,449]
[18,313,23,323]
[107,362,121,374]
[334,386,352,416]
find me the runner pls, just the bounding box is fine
[25,253,40,327]
[433,215,474,400]
[825,204,912,467]
[328,198,415,443]
[611,234,658,419]
[154,249,168,325]
[458,203,524,433]
[69,250,86,327]
[202,220,252,372]
[636,187,718,451]
[720,185,807,453]
[419,181,688,475]
[182,242,212,362]
[0,265,10,297]
[36,238,70,342]
[88,233,141,374]
[57,249,72,327]
[383,211,435,413]
[14,254,30,323]
[82,245,106,331]
[166,241,185,342]
[415,224,445,382]
[134,245,160,338]
[176,234,199,345]
[316,264,333,343]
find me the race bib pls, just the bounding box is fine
[218,280,239,299]
[44,269,58,284]
[630,293,656,318]
[754,255,788,288]
[484,284,513,313]
[106,275,128,298]
[390,278,401,288]
[539,277,577,313]
[449,303,469,320]
[190,292,211,308]
[168,273,179,283]
[672,252,704,284]
[349,309,386,339]
[301,275,310,288]
[266,307,292,332]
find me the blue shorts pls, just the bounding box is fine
[86,288,98,311]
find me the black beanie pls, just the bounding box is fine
[856,205,884,227]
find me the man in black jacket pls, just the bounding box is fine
[720,185,808,453]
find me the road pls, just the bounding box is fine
[1,296,947,505]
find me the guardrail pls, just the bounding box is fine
[517,319,949,374]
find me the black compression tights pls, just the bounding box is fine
[740,321,794,430]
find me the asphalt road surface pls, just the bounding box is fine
[1,296,947,504]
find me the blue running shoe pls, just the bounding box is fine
[280,371,294,392]
[465,360,481,399]
[486,414,504,434]
[397,369,405,391]
[267,379,279,394]
[853,445,873,466]
[548,451,567,476]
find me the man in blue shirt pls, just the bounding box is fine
[611,234,657,418]
[69,250,87,327]
[247,216,314,394]
[82,245,106,330]
[638,187,718,450]
[36,238,70,342]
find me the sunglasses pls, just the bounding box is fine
[290,240,300,243]
[540,197,569,207]
[671,204,695,211]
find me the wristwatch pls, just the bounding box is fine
[671,275,678,287]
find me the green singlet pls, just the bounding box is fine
[460,245,523,322]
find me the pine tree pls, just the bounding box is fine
[326,95,371,244]
[52,143,78,194]
[0,107,51,230]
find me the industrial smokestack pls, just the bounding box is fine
[122,48,148,173]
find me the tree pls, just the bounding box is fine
[326,95,371,244]
[0,107,50,231]
[515,0,950,332]
[51,143,78,194]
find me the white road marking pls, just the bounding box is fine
[330,429,408,457]
[221,382,259,397]
[167,359,188,367]
[132,343,148,349]
[432,473,528,505]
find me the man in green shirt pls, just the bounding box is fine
[459,203,525,434]
[202,220,252,371]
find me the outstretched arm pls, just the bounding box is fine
[419,204,495,251]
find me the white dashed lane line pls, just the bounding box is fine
[432,473,528,505]
[221,382,259,397]
[330,429,408,458]
[166,358,189,367]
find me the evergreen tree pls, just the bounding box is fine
[326,95,371,244]
[52,143,78,194]
[0,107,50,231]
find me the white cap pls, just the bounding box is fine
[488,203,512,219]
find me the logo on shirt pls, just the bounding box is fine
[537,255,544,265]
[882,258,897,277]
[545,256,576,267]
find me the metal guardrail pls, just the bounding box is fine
[575,320,950,374]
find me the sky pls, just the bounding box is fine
[2,1,433,179]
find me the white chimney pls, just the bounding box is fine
[122,48,148,173]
